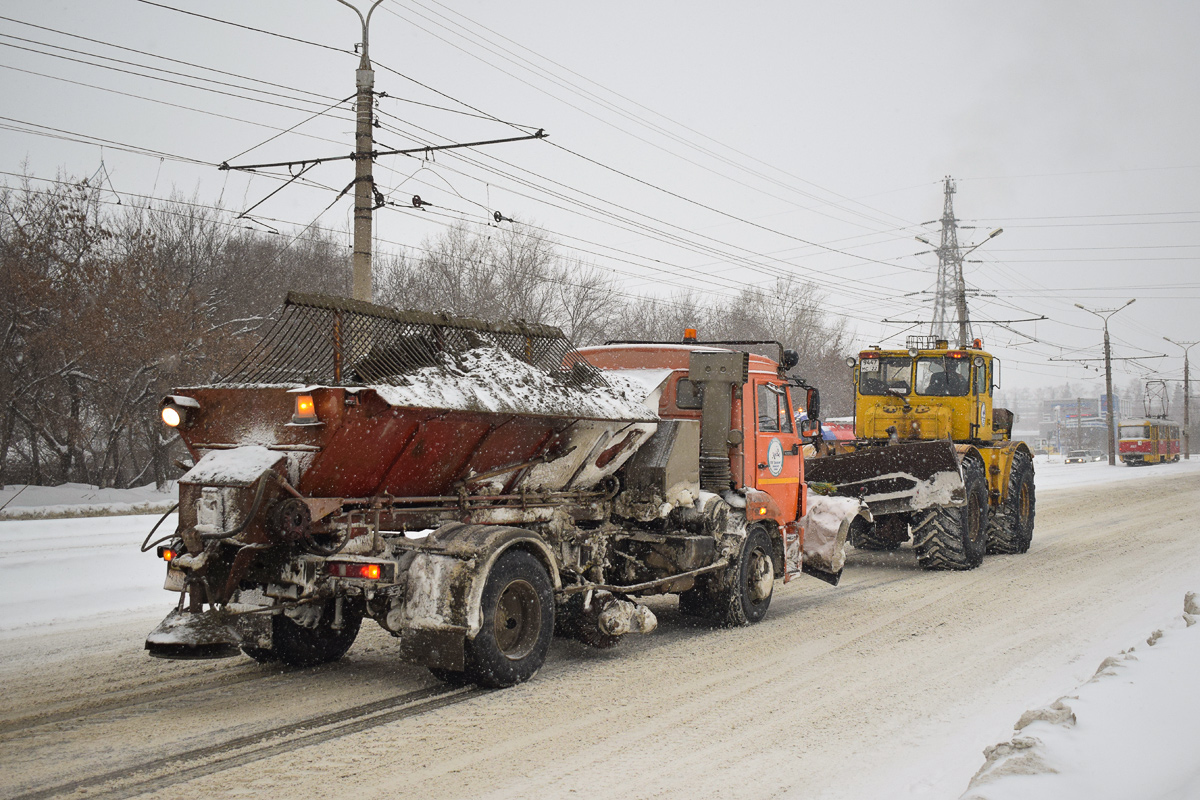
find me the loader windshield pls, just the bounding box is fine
[858,357,911,396]
[915,357,970,397]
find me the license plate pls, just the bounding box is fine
[861,359,880,373]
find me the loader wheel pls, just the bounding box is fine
[849,515,905,551]
[913,458,988,571]
[242,599,363,668]
[462,549,554,688]
[985,451,1036,555]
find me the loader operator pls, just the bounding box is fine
[918,359,969,397]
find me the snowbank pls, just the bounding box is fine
[0,482,176,520]
[963,593,1200,800]
[1033,453,1200,493]
[0,512,175,636]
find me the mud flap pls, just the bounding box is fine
[145,609,242,659]
[804,440,964,516]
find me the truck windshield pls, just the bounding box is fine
[1119,425,1149,439]
[915,357,970,396]
[859,357,911,396]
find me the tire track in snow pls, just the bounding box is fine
[5,684,490,800]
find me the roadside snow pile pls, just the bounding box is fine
[963,592,1200,800]
[371,345,659,422]
[1034,454,1200,494]
[0,482,176,520]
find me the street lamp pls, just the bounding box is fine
[1076,299,1136,465]
[1164,336,1198,459]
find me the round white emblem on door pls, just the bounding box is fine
[767,437,784,476]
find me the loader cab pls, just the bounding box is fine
[850,338,997,443]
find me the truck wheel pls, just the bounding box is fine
[913,458,988,571]
[242,600,363,668]
[985,451,1035,555]
[463,549,555,688]
[717,526,775,626]
[849,515,905,551]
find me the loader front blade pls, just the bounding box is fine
[805,440,964,516]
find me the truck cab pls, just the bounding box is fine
[576,343,811,528]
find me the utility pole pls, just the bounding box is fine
[338,0,384,303]
[1077,300,1136,465]
[1165,337,1197,459]
[1076,397,1083,449]
[916,178,1002,347]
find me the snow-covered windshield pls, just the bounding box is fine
[859,357,911,396]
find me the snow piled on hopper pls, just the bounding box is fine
[370,344,660,422]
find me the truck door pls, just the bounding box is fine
[753,379,802,516]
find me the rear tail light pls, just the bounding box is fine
[327,561,391,581]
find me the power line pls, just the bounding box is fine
[131,0,349,54]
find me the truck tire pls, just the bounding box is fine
[985,451,1035,555]
[849,515,905,551]
[913,458,988,571]
[717,526,775,626]
[462,549,555,688]
[242,600,363,668]
[679,527,774,626]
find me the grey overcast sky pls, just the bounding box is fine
[2,0,1198,395]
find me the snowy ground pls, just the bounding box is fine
[1,460,1199,798]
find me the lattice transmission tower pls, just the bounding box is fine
[929,177,966,345]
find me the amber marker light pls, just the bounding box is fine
[757,506,768,516]
[161,406,182,427]
[292,394,318,424]
[156,546,178,561]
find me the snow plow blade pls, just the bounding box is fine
[145,609,242,660]
[804,440,964,517]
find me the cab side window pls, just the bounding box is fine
[675,378,704,410]
[757,383,792,433]
[974,362,989,395]
[757,383,780,432]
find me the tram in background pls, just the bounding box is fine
[1117,419,1181,465]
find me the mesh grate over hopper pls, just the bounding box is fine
[217,292,607,389]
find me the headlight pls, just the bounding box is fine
[160,395,199,428]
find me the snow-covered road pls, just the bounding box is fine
[1,460,1198,799]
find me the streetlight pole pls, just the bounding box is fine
[1076,299,1136,466]
[337,0,384,303]
[1164,337,1198,459]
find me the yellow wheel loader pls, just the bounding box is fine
[805,336,1034,570]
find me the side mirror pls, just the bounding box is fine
[800,418,821,439]
[805,387,820,423]
[781,349,800,371]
